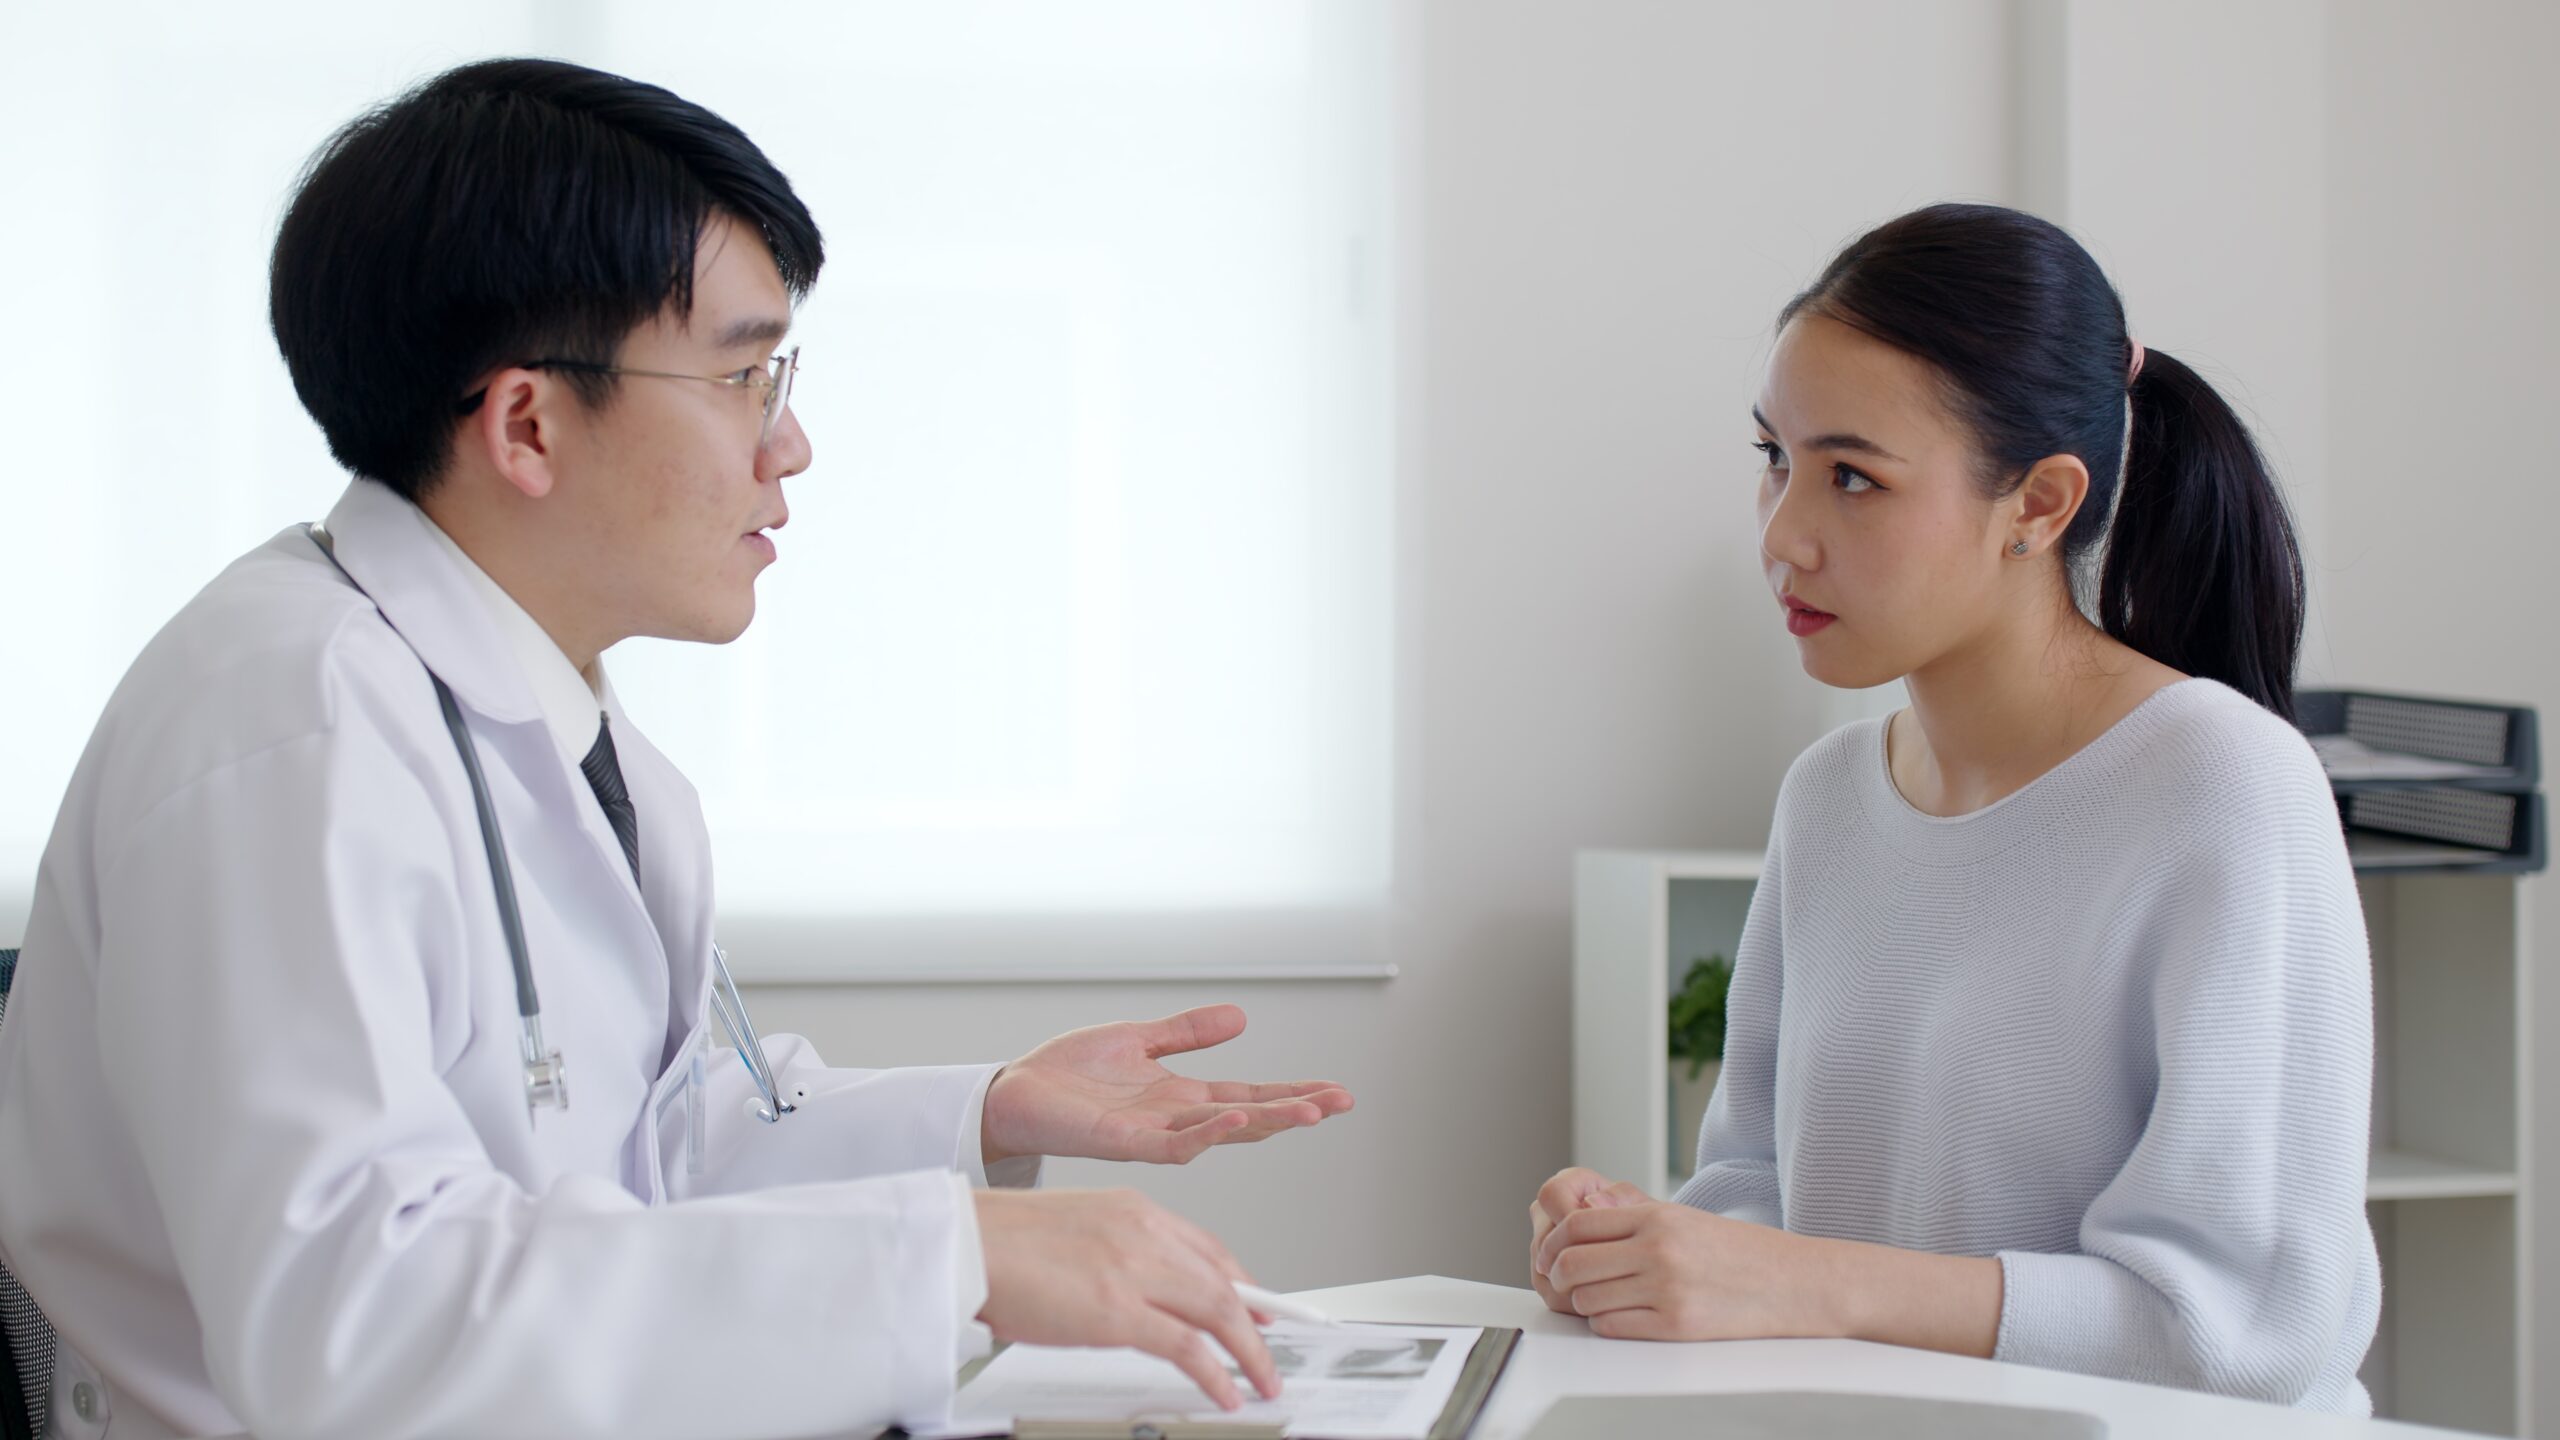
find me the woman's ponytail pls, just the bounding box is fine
[1783,204,2308,720]
[2100,351,2305,721]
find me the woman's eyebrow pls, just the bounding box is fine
[1751,405,1906,463]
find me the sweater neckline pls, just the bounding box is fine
[1853,678,2223,864]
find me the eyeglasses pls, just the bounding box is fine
[456,345,801,451]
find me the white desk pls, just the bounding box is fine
[1292,1276,2472,1440]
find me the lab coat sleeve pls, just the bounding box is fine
[674,1038,1042,1199]
[91,717,982,1440]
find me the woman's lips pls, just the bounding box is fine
[1782,596,1835,637]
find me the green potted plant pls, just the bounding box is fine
[1667,954,1733,1173]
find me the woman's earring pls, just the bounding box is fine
[2009,540,2031,557]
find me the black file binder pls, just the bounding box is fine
[2296,689,2546,875]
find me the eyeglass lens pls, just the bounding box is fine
[760,347,799,451]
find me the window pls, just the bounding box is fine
[0,2,1399,980]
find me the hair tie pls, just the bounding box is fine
[2127,340,2147,387]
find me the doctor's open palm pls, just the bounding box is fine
[980,1003,1355,1165]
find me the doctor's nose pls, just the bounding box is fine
[760,402,812,484]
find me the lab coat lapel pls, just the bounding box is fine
[602,703,717,1061]
[319,478,670,970]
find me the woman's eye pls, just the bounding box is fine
[1833,464,1878,494]
[1752,440,1786,470]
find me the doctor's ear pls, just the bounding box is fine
[460,367,568,501]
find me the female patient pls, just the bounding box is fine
[1533,203,2379,1411]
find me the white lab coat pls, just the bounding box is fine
[0,478,1017,1440]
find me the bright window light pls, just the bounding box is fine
[0,2,1397,979]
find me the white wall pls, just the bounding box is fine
[2039,0,2335,674]
[2320,0,2560,1419]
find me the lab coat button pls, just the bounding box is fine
[71,1380,99,1421]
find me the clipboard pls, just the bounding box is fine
[942,1324,1522,1440]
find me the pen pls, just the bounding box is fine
[1233,1281,1335,1325]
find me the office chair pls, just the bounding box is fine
[0,945,54,1440]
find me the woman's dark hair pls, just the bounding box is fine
[269,58,824,500]
[1780,202,2305,720]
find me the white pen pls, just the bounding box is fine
[1234,1281,1336,1326]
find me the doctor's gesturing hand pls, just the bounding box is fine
[979,1003,1355,1165]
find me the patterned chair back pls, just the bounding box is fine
[0,946,56,1440]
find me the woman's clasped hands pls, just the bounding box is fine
[1528,1167,1843,1342]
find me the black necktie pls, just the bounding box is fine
[579,714,641,888]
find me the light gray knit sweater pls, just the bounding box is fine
[1673,679,2382,1412]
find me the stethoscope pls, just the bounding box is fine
[306,524,796,1125]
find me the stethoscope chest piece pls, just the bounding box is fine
[521,1015,570,1113]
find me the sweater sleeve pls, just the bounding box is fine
[1670,816,1784,1225]
[1992,742,2380,1408]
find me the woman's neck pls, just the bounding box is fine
[1889,597,2182,817]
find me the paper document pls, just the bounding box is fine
[919,1321,1485,1440]
[2309,734,2510,783]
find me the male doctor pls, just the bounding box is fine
[0,58,1352,1440]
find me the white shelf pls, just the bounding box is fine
[2366,1147,2518,1202]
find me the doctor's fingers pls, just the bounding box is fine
[1194,1097,1337,1144]
[1138,1004,1250,1059]
[1201,1079,1358,1112]
[1145,1108,1256,1164]
[1122,1311,1249,1410]
[1139,1259,1281,1402]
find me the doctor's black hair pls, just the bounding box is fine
[1780,202,2306,721]
[268,58,824,501]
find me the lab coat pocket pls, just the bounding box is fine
[645,1017,711,1203]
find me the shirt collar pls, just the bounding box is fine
[415,512,613,769]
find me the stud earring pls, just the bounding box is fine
[2010,540,2031,556]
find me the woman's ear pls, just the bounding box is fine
[2001,453,2091,560]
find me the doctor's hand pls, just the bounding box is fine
[975,1188,1281,1411]
[1529,1167,1650,1314]
[981,1004,1354,1166]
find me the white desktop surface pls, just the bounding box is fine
[1292,1275,2469,1440]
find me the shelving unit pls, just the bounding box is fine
[2357,867,2532,1435]
[1573,848,2543,1436]
[1571,849,1760,1202]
